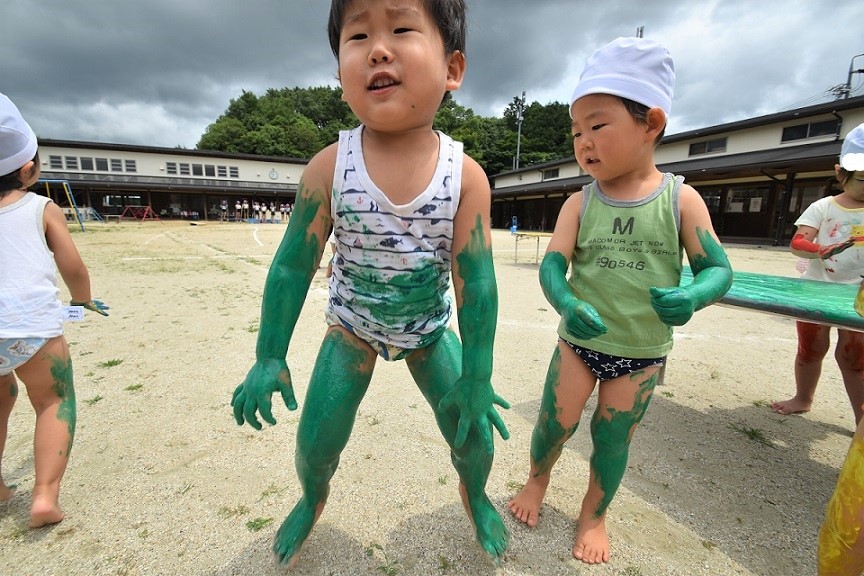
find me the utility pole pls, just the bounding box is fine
[514,90,526,170]
[844,53,864,99]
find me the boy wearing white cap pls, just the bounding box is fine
[0,92,107,527]
[508,37,732,564]
[771,123,864,429]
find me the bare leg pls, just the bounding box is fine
[508,342,595,527]
[273,328,375,566]
[14,336,75,527]
[0,372,18,501]
[573,366,660,564]
[772,322,829,415]
[834,329,864,425]
[819,416,864,575]
[407,329,508,562]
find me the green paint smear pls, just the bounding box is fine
[683,228,734,309]
[589,371,658,517]
[8,381,17,398]
[539,251,570,312]
[257,183,327,358]
[51,356,76,457]
[276,330,374,564]
[455,216,498,381]
[530,346,579,476]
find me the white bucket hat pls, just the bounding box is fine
[840,123,864,172]
[0,92,38,176]
[570,37,675,116]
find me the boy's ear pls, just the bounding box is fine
[446,50,466,91]
[646,107,667,139]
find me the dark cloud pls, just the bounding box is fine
[2,0,860,148]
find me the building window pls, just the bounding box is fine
[229,166,239,178]
[80,157,94,171]
[542,168,559,180]
[689,137,727,156]
[179,163,190,176]
[166,162,177,175]
[49,155,63,169]
[110,158,123,172]
[95,158,109,171]
[65,156,78,170]
[192,163,203,176]
[781,119,840,143]
[217,166,227,177]
[205,164,215,177]
[125,159,137,173]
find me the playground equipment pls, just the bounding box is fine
[40,179,97,232]
[119,205,161,222]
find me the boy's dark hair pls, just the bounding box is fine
[620,97,666,144]
[327,0,467,59]
[0,151,38,197]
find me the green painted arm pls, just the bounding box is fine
[231,188,326,429]
[438,217,510,453]
[539,251,607,339]
[649,228,733,326]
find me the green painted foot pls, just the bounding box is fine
[470,494,509,564]
[273,497,319,566]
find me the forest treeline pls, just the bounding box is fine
[196,86,573,178]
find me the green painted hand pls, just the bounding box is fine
[71,299,110,316]
[438,377,510,453]
[560,298,607,339]
[231,358,297,430]
[649,286,696,326]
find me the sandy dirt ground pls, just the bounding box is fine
[1,222,857,576]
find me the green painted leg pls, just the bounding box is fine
[274,329,375,565]
[589,371,658,517]
[407,330,508,562]
[530,346,580,477]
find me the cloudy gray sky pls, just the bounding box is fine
[2,0,862,150]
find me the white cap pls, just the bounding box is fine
[840,123,864,172]
[0,92,38,176]
[570,37,675,116]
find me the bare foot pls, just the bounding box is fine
[507,475,549,528]
[29,495,64,528]
[572,512,609,564]
[0,484,16,502]
[459,483,509,563]
[273,496,326,567]
[771,397,812,415]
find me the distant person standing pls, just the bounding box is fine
[220,199,228,222]
[0,92,109,527]
[242,199,249,220]
[771,123,864,425]
[235,199,241,221]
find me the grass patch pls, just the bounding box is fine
[730,422,774,448]
[258,483,288,501]
[84,395,104,406]
[246,517,274,532]
[98,359,124,368]
[124,384,143,392]
[218,505,250,519]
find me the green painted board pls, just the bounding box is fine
[681,268,864,332]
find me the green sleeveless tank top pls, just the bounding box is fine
[557,174,684,357]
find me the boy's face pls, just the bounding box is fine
[336,0,464,132]
[570,94,656,180]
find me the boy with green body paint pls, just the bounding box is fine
[231,0,510,566]
[0,92,108,528]
[507,38,732,564]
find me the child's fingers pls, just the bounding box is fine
[492,393,510,410]
[488,409,510,441]
[278,382,298,411]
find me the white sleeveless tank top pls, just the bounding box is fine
[0,193,64,338]
[327,126,462,349]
